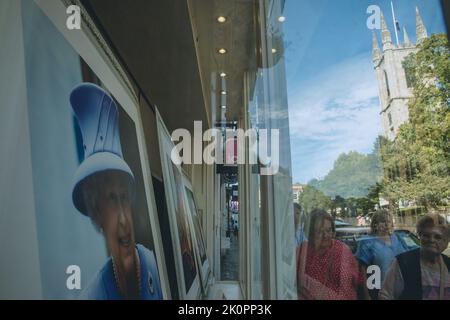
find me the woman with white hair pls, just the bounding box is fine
[379,214,450,300]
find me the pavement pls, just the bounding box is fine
[220,232,239,281]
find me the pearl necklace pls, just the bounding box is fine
[111,248,141,299]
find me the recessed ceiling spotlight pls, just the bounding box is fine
[278,16,286,22]
[218,48,227,54]
[217,16,227,23]
[272,48,277,53]
[220,72,227,78]
[221,90,227,95]
[221,105,227,109]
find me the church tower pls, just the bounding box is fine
[372,7,428,140]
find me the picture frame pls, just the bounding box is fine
[28,0,170,299]
[156,109,201,300]
[183,174,212,295]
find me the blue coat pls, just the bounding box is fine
[80,244,163,300]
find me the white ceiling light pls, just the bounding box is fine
[217,16,227,23]
[278,16,286,22]
[218,48,227,54]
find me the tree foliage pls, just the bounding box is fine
[298,185,332,215]
[381,34,450,211]
[308,140,382,199]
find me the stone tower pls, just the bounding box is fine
[372,7,428,140]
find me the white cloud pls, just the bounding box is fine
[288,53,382,182]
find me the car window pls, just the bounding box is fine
[394,231,420,250]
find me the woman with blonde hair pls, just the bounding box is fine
[355,209,415,299]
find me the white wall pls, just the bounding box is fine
[0,0,43,299]
[0,0,111,299]
[21,0,108,299]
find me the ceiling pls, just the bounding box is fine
[82,0,256,133]
[188,0,257,126]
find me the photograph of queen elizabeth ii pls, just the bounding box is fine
[70,83,163,300]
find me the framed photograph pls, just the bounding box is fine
[156,110,201,300]
[0,0,168,299]
[183,175,211,294]
[70,80,165,300]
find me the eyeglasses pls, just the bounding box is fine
[316,228,334,237]
[419,232,445,242]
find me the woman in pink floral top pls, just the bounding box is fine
[296,209,368,300]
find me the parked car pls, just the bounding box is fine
[334,219,353,228]
[335,226,371,253]
[335,227,420,254]
[394,229,421,250]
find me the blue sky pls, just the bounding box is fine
[283,0,447,184]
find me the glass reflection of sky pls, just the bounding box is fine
[283,0,446,183]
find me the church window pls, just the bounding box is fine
[384,71,391,98]
[404,66,415,88]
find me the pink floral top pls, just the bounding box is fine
[297,239,364,300]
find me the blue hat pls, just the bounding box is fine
[70,83,134,216]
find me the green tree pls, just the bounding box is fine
[381,34,450,212]
[356,183,382,216]
[298,185,332,215]
[331,195,347,218]
[309,142,382,199]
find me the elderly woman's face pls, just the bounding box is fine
[420,227,449,256]
[314,219,333,252]
[375,218,393,236]
[96,171,135,274]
